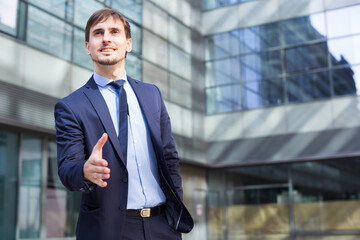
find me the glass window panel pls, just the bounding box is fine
[74,0,103,28]
[285,43,328,73]
[226,165,289,188]
[328,35,360,67]
[283,13,326,45]
[239,22,280,54]
[326,5,360,38]
[169,74,192,108]
[206,87,217,114]
[73,27,92,69]
[112,0,142,24]
[206,58,240,87]
[27,6,72,60]
[142,60,168,98]
[28,0,74,20]
[225,165,290,238]
[169,18,191,54]
[126,53,142,80]
[46,141,80,238]
[169,46,191,80]
[130,22,142,55]
[0,0,18,35]
[205,32,231,60]
[292,159,360,232]
[0,129,18,240]
[216,84,242,113]
[241,50,282,81]
[244,78,284,109]
[287,71,330,103]
[19,135,42,238]
[332,66,357,96]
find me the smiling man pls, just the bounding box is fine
[54,8,193,240]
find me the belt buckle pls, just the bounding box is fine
[140,208,151,218]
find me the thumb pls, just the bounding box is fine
[92,133,108,157]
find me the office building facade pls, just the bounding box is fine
[0,0,359,239]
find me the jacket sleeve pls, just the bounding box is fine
[156,86,184,199]
[54,99,94,193]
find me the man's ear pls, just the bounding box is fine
[85,41,91,55]
[126,38,132,53]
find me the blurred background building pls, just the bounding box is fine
[0,0,360,239]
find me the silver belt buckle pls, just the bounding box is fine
[140,208,151,217]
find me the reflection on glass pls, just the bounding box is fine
[206,88,216,114]
[241,50,282,81]
[0,129,19,240]
[285,43,328,73]
[0,0,18,35]
[125,53,142,80]
[216,84,241,113]
[244,78,283,109]
[112,0,142,24]
[27,6,72,60]
[328,35,360,67]
[225,166,290,239]
[326,5,360,38]
[73,27,92,69]
[287,71,330,103]
[239,22,280,54]
[46,141,80,238]
[283,13,326,45]
[206,58,240,87]
[29,0,74,20]
[169,46,191,80]
[205,32,231,60]
[292,159,360,232]
[332,67,357,96]
[169,74,192,108]
[74,0,103,28]
[19,135,42,238]
[129,22,142,55]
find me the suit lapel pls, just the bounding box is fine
[83,77,126,165]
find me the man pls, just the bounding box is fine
[54,8,193,240]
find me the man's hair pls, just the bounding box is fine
[85,8,131,42]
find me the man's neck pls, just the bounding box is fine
[93,62,125,80]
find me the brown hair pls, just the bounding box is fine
[85,8,131,42]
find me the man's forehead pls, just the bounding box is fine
[91,16,124,31]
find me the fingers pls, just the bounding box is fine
[83,133,110,187]
[91,133,108,158]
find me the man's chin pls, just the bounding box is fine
[92,57,122,66]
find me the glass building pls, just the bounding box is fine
[0,0,360,239]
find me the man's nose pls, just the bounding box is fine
[103,31,111,42]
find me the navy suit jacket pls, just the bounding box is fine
[54,76,193,240]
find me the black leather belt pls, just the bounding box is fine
[126,205,165,218]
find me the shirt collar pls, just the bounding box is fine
[93,71,127,87]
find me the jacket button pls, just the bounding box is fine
[122,177,128,183]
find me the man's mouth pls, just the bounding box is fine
[100,47,116,52]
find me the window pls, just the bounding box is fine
[27,6,72,60]
[0,129,18,240]
[0,0,18,35]
[18,134,42,238]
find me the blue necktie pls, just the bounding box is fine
[109,80,128,160]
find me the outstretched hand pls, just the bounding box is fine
[83,133,110,187]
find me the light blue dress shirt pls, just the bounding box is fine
[93,72,166,209]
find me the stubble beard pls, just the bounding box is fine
[92,56,124,66]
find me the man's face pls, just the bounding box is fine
[85,16,132,66]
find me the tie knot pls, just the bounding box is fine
[109,80,125,89]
